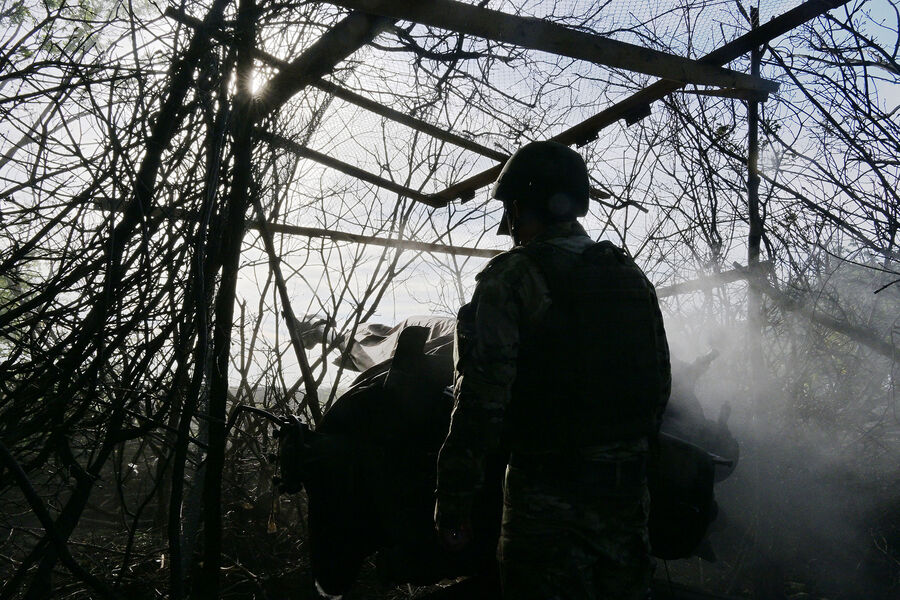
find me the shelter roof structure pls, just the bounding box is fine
[162,0,845,255]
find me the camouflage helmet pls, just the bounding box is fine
[492,140,590,235]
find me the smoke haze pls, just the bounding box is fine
[660,263,899,598]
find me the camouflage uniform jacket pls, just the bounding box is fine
[435,221,670,524]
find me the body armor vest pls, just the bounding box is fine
[503,240,665,452]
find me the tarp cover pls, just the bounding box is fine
[335,316,455,372]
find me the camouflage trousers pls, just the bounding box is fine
[498,441,652,600]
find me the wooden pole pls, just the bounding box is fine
[312,79,509,161]
[746,5,766,371]
[747,7,764,277]
[742,8,781,597]
[195,7,398,599]
[200,0,256,595]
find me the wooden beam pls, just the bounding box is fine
[311,79,509,161]
[555,0,849,145]
[433,0,850,204]
[250,11,395,122]
[259,126,622,210]
[92,200,502,259]
[255,130,444,207]
[262,221,503,258]
[326,0,779,93]
[258,128,619,210]
[165,7,508,162]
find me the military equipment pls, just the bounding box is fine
[251,325,737,597]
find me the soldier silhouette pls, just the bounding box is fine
[435,141,671,600]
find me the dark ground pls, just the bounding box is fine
[2,453,897,599]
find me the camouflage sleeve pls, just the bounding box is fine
[434,253,546,525]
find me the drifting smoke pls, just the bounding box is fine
[660,262,900,598]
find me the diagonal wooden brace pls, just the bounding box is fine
[432,0,849,204]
